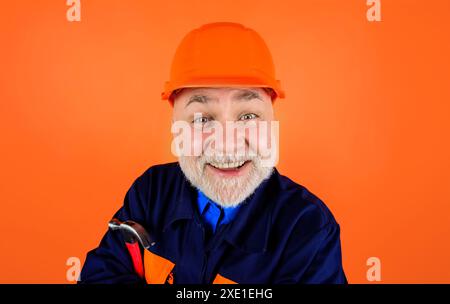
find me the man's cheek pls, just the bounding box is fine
[255,120,279,167]
[189,126,204,156]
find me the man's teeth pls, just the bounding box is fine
[209,161,246,169]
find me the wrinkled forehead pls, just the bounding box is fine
[172,87,274,107]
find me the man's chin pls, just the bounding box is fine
[178,157,274,208]
[199,172,250,208]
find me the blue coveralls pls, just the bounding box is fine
[80,162,347,284]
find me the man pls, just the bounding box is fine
[80,22,347,284]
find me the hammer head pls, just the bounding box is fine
[108,218,155,249]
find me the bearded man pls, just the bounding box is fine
[80,22,347,284]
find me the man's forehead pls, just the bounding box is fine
[175,87,271,103]
[185,87,263,96]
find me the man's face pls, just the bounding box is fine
[172,87,277,207]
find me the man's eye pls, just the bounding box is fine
[239,113,258,121]
[192,116,210,124]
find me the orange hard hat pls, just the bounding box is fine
[162,22,285,101]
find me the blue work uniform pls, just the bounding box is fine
[79,162,347,284]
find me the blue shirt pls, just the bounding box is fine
[80,162,347,284]
[196,190,241,233]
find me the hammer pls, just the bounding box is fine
[108,218,156,278]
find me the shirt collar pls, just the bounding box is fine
[196,189,210,215]
[196,189,241,226]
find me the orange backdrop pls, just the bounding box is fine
[1,0,449,283]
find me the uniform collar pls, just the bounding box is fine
[162,172,197,231]
[222,170,278,253]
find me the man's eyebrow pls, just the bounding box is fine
[232,89,262,101]
[185,94,216,108]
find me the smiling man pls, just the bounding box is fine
[173,86,276,209]
[80,22,347,284]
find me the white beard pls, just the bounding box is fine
[178,154,273,208]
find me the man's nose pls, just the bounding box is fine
[206,117,247,155]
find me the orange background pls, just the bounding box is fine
[1,0,449,283]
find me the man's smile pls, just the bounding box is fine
[205,160,252,177]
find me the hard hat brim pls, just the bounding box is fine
[162,75,285,101]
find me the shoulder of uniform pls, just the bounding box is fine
[139,161,181,178]
[126,162,189,232]
[133,162,182,187]
[270,170,338,237]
